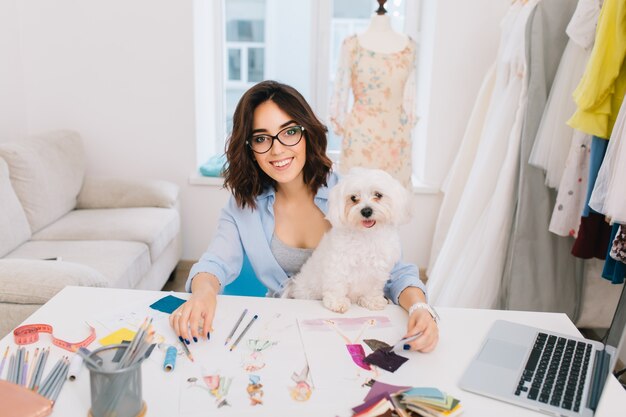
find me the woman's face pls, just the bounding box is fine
[251,100,307,187]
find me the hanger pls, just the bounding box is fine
[376,0,387,15]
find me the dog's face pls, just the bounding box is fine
[327,168,411,230]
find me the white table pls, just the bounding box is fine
[0,286,622,416]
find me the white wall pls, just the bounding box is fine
[418,0,511,186]
[0,0,508,271]
[0,0,26,139]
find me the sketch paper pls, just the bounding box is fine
[298,316,398,390]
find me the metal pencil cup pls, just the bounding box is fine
[85,344,146,417]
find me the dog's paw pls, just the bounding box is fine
[357,295,388,310]
[323,296,351,313]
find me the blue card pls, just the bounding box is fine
[149,295,186,314]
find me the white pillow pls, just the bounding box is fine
[0,130,85,233]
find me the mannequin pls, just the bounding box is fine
[329,0,417,187]
[358,13,408,54]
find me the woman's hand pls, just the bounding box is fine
[398,287,439,353]
[169,273,219,343]
[403,308,439,353]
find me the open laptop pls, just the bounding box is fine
[460,282,626,416]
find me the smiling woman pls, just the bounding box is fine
[170,80,439,354]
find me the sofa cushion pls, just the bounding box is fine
[77,177,179,209]
[0,258,107,305]
[6,240,152,289]
[31,208,180,262]
[0,158,31,257]
[0,130,85,233]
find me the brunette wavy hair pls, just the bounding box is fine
[223,80,333,210]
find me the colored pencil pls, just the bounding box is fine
[38,357,64,395]
[49,361,70,403]
[0,346,9,379]
[21,350,29,386]
[180,339,194,362]
[229,314,258,351]
[7,353,15,383]
[225,308,248,346]
[32,347,49,391]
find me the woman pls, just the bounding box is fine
[170,80,438,352]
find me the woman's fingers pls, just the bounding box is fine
[169,291,217,343]
[404,309,439,353]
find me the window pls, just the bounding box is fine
[195,0,421,174]
[224,0,266,132]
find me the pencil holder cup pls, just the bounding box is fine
[85,344,147,417]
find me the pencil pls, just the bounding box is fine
[180,339,195,362]
[49,360,70,403]
[229,314,258,352]
[38,357,64,396]
[0,346,9,379]
[224,308,248,346]
[15,348,23,385]
[26,348,39,388]
[21,350,29,386]
[32,347,49,391]
[28,348,44,390]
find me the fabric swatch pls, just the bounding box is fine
[363,339,391,352]
[364,349,408,372]
[149,294,186,314]
[364,380,411,403]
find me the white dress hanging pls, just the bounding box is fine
[427,0,538,308]
[528,0,600,189]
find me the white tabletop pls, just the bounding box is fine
[0,286,622,416]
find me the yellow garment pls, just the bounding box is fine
[568,0,626,139]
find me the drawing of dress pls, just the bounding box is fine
[346,344,371,371]
[330,35,417,187]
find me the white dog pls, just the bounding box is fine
[284,167,411,313]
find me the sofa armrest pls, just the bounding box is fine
[76,176,179,209]
[0,259,108,305]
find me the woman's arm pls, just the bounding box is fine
[398,286,439,352]
[171,199,245,343]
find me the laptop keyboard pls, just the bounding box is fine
[515,332,592,412]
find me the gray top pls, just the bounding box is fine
[270,234,314,277]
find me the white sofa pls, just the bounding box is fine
[0,130,182,337]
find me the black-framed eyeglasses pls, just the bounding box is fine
[246,125,305,154]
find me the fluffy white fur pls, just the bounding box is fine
[284,167,411,313]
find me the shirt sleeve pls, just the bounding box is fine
[384,258,427,305]
[329,37,354,137]
[185,201,245,292]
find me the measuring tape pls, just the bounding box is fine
[13,323,96,352]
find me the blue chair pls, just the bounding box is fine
[222,253,267,297]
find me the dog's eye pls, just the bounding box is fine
[350,195,358,203]
[374,192,383,199]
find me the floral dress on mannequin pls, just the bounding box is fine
[330,35,417,187]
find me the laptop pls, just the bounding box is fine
[459,282,626,417]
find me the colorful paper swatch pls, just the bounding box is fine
[149,294,186,314]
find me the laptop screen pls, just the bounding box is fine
[603,281,626,367]
[590,281,626,410]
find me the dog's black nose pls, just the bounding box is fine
[360,207,373,218]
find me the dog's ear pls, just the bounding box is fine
[326,181,346,227]
[390,178,412,225]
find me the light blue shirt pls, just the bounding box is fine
[186,172,426,304]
